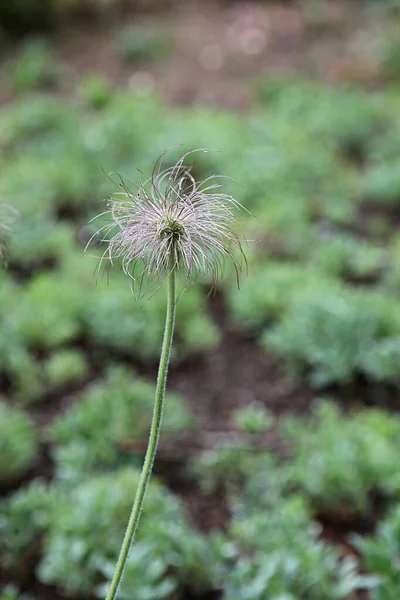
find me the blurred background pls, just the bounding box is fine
[1,1,400,599]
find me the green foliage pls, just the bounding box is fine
[2,56,400,600]
[0,278,47,403]
[306,233,386,280]
[195,400,400,519]
[0,480,58,572]
[148,110,245,184]
[50,442,113,485]
[0,274,87,403]
[228,261,339,332]
[264,289,400,387]
[0,97,75,151]
[0,150,95,225]
[194,415,379,599]
[115,26,171,63]
[0,93,162,220]
[232,403,273,435]
[216,494,371,600]
[81,277,164,358]
[362,162,400,206]
[43,349,88,389]
[257,78,391,156]
[367,106,400,164]
[355,503,400,600]
[0,586,33,600]
[10,220,75,268]
[78,74,113,109]
[233,109,356,223]
[49,365,194,479]
[38,468,213,598]
[285,402,400,513]
[0,400,38,484]
[0,157,55,221]
[12,38,59,93]
[235,81,397,231]
[385,232,400,290]
[10,352,46,405]
[83,276,220,360]
[219,549,367,600]
[382,32,400,80]
[10,273,83,350]
[100,521,212,600]
[191,446,258,495]
[82,92,165,175]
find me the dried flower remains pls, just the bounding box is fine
[92,150,246,295]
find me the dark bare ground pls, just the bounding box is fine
[0,0,386,109]
[328,377,400,414]
[168,291,314,429]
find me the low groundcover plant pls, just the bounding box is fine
[90,150,245,600]
[0,204,17,266]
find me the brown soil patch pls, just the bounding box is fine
[0,0,386,110]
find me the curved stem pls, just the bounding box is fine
[105,264,176,600]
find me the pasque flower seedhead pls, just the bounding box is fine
[90,151,247,600]
[92,150,246,294]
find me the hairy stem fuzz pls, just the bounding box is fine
[105,257,176,600]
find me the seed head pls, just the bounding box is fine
[92,150,246,295]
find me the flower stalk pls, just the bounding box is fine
[91,150,245,600]
[105,254,176,600]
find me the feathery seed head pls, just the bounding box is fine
[92,150,246,294]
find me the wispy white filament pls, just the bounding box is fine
[91,150,246,295]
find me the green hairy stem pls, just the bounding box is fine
[105,263,177,600]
